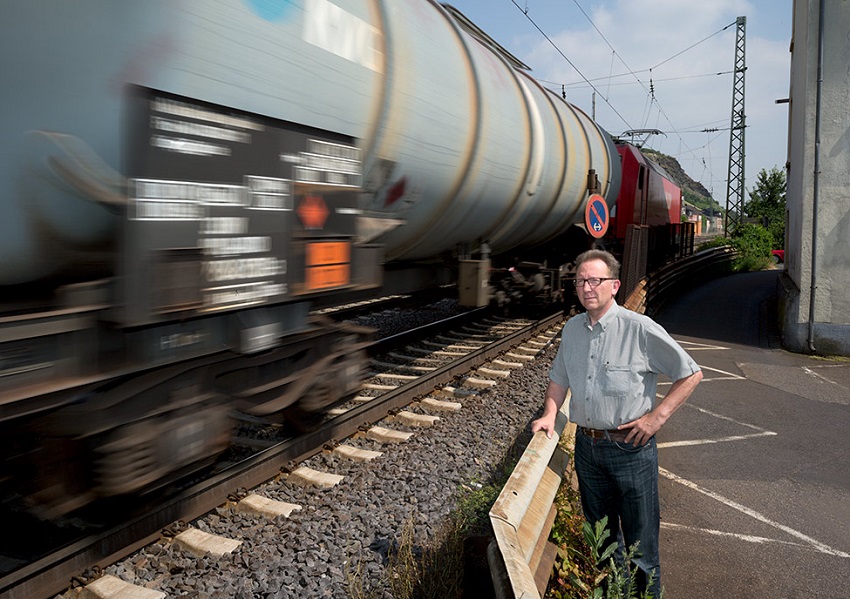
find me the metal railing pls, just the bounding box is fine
[625,245,736,315]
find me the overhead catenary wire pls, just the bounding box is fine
[508,0,737,197]
[650,21,739,71]
[539,70,734,91]
[569,0,735,175]
[508,0,635,131]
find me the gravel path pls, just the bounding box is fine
[95,321,561,599]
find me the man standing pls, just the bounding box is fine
[532,249,702,596]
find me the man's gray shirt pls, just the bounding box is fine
[549,301,700,430]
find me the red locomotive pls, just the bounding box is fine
[609,142,684,244]
[601,141,693,296]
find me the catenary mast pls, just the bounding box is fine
[724,16,747,234]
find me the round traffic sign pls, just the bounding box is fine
[584,194,609,239]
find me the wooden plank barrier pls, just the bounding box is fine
[488,400,575,599]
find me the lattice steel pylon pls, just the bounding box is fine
[724,16,747,235]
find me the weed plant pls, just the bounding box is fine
[345,459,517,599]
[547,448,661,599]
[346,433,662,599]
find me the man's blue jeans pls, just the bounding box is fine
[574,431,661,597]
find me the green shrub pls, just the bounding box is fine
[729,223,774,272]
[745,167,786,248]
[730,223,773,256]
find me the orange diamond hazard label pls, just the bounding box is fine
[298,194,329,230]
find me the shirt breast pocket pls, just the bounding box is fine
[603,365,634,397]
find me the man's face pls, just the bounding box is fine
[575,258,620,314]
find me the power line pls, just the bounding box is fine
[651,22,738,70]
[564,0,702,172]
[509,1,738,200]
[508,0,635,130]
[540,70,734,91]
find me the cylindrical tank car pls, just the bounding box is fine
[0,0,621,516]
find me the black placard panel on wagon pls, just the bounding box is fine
[120,88,361,325]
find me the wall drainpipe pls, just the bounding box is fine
[806,0,825,353]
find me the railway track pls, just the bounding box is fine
[0,307,565,599]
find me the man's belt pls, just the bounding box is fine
[578,426,631,442]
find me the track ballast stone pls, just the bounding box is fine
[97,330,559,599]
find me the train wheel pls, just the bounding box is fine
[284,403,326,434]
[284,378,334,433]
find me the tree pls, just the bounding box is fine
[745,167,786,247]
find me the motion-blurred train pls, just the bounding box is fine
[0,0,687,517]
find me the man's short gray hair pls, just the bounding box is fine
[575,249,621,279]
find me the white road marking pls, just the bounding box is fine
[694,365,746,381]
[661,522,813,551]
[653,353,849,559]
[657,365,745,384]
[682,404,774,432]
[658,431,776,448]
[802,366,841,385]
[676,340,730,351]
[657,404,777,447]
[659,468,850,558]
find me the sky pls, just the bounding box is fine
[447,0,794,204]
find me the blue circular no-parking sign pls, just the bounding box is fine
[584,194,609,238]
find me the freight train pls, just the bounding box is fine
[0,0,684,517]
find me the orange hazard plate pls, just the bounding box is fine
[306,242,350,266]
[306,264,350,291]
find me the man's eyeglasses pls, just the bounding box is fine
[574,277,615,288]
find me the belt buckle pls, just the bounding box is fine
[584,427,603,439]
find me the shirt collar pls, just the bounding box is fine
[584,300,620,331]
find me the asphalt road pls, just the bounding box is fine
[651,268,850,598]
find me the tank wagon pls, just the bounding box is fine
[0,0,620,516]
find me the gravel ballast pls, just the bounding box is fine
[95,321,561,599]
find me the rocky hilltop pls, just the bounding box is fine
[642,148,722,215]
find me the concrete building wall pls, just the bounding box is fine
[780,0,850,355]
